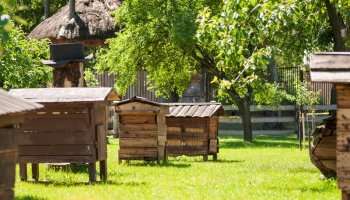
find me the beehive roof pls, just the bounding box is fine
[310,52,350,83]
[115,96,164,107]
[9,87,119,103]
[28,0,121,47]
[0,89,43,116]
[167,102,224,117]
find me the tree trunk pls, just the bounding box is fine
[44,0,50,19]
[324,0,346,51]
[241,96,253,142]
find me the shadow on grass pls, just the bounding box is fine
[126,161,191,168]
[24,180,146,187]
[219,135,299,149]
[208,159,244,164]
[15,195,47,200]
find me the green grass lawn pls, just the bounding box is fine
[15,135,340,200]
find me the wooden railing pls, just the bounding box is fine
[219,104,336,135]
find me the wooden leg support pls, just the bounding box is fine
[32,163,39,181]
[203,155,208,161]
[213,154,218,161]
[343,191,350,200]
[88,163,96,182]
[19,163,27,181]
[100,160,107,182]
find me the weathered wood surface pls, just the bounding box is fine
[336,84,350,197]
[166,116,218,160]
[18,102,109,182]
[116,98,169,163]
[0,129,17,200]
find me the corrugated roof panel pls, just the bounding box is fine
[9,87,118,103]
[170,105,183,116]
[167,102,224,118]
[192,105,207,117]
[200,104,217,117]
[184,105,199,117]
[176,105,191,117]
[0,89,43,116]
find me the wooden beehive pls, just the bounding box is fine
[0,90,42,200]
[115,97,169,163]
[310,116,336,178]
[310,52,350,199]
[166,103,224,161]
[9,87,119,182]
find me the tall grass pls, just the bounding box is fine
[15,135,340,200]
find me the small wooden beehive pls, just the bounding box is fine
[9,87,119,182]
[166,103,224,161]
[310,52,350,199]
[0,90,42,200]
[115,97,169,163]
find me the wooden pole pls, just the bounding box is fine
[44,0,50,19]
[69,0,75,19]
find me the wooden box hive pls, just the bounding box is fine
[9,87,119,182]
[0,90,42,200]
[310,52,350,199]
[166,103,224,161]
[115,97,169,163]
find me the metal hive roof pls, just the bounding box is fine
[0,89,43,116]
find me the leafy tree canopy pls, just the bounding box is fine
[0,25,51,90]
[96,0,336,141]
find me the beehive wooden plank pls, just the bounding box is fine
[18,131,94,145]
[337,131,350,151]
[21,118,90,131]
[209,139,218,153]
[119,123,157,131]
[166,118,207,129]
[119,148,157,158]
[18,145,94,156]
[119,130,158,138]
[97,125,107,160]
[116,102,161,112]
[167,133,208,140]
[121,115,156,124]
[337,152,350,169]
[184,105,199,117]
[120,138,158,148]
[18,155,95,163]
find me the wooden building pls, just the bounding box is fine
[310,52,350,199]
[0,90,42,200]
[9,87,118,182]
[166,102,224,161]
[115,97,169,163]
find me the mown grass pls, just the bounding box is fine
[15,135,340,200]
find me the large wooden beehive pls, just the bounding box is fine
[115,97,169,163]
[9,87,118,182]
[310,116,336,178]
[0,90,42,200]
[310,52,350,199]
[166,103,224,161]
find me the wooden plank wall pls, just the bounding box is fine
[18,104,98,163]
[335,84,350,199]
[0,128,16,200]
[167,117,209,156]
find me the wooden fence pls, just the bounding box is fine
[218,104,336,135]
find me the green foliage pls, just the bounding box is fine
[294,80,320,107]
[15,0,66,32]
[96,0,219,97]
[0,25,51,90]
[0,0,27,57]
[84,68,99,87]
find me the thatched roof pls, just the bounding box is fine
[28,0,121,47]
